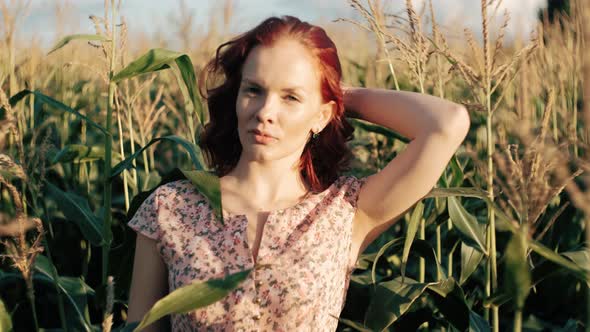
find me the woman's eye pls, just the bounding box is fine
[285,95,299,102]
[244,87,260,95]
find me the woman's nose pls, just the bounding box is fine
[255,94,277,123]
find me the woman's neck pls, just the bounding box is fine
[221,157,310,209]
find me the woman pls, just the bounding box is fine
[126,16,469,331]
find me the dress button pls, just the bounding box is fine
[252,313,261,321]
[255,280,262,287]
[255,297,262,304]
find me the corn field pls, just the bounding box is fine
[1,0,589,331]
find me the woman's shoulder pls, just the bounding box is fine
[154,179,212,204]
[332,173,366,189]
[156,178,195,195]
[331,173,367,207]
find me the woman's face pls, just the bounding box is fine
[235,38,334,164]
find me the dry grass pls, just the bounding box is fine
[468,91,584,236]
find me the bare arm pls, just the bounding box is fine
[344,87,470,259]
[127,233,170,332]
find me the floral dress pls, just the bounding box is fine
[128,174,366,331]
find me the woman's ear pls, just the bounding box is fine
[317,100,336,132]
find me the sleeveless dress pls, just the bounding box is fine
[128,174,366,331]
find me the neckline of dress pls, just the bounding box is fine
[221,178,340,219]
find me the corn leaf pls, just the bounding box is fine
[529,240,589,282]
[469,311,491,332]
[401,201,424,280]
[562,249,590,272]
[110,135,205,180]
[0,89,108,135]
[460,242,485,284]
[411,239,445,280]
[51,144,118,164]
[335,317,372,332]
[371,237,404,284]
[133,269,252,332]
[45,182,104,246]
[447,196,488,255]
[34,255,94,332]
[364,277,454,331]
[48,34,110,55]
[0,298,11,332]
[427,278,470,331]
[112,48,204,126]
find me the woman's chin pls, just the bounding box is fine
[241,147,274,161]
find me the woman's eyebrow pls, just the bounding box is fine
[242,78,262,86]
[242,78,305,94]
[282,87,305,94]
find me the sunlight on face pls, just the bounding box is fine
[235,38,331,163]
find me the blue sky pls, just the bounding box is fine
[17,0,548,48]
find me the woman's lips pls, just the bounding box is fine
[252,132,275,144]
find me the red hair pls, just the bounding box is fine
[198,16,354,191]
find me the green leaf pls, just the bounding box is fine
[51,144,115,164]
[410,239,444,281]
[137,169,163,192]
[113,322,140,332]
[483,291,512,308]
[112,49,203,126]
[6,89,30,107]
[1,269,93,332]
[426,187,487,199]
[134,269,252,332]
[447,196,488,255]
[530,260,567,287]
[174,54,205,127]
[353,270,387,286]
[449,156,465,187]
[427,278,470,331]
[0,298,12,332]
[112,48,179,82]
[426,187,514,232]
[460,242,485,285]
[503,231,531,310]
[401,201,424,280]
[485,258,580,309]
[48,34,110,55]
[45,182,104,246]
[365,277,453,331]
[554,319,580,332]
[562,249,590,272]
[371,237,404,284]
[180,170,224,225]
[425,277,456,297]
[529,240,589,282]
[0,90,109,135]
[34,255,94,332]
[110,135,205,180]
[364,277,428,331]
[469,311,491,332]
[335,317,372,332]
[357,252,379,270]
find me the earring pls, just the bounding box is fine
[312,131,319,139]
